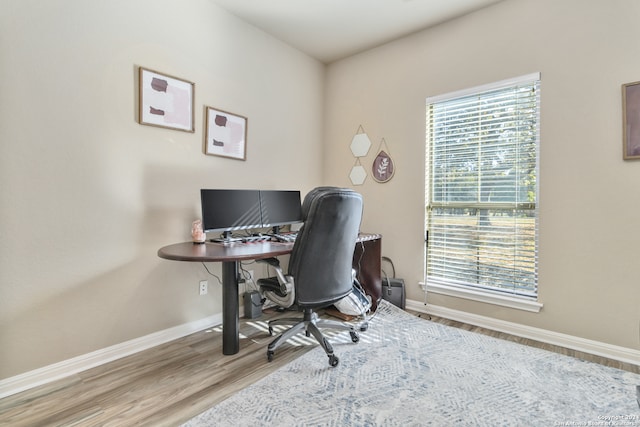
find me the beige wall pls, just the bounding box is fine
[324,0,640,350]
[0,0,324,379]
[3,0,640,382]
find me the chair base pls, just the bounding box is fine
[266,309,359,367]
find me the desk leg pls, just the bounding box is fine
[221,260,239,355]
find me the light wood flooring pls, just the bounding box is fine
[1,308,638,427]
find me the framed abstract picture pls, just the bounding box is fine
[138,67,195,132]
[622,80,640,160]
[204,106,247,160]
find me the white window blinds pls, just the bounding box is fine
[425,73,540,298]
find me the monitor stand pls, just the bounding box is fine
[210,231,243,244]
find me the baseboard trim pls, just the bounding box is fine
[4,302,638,400]
[0,314,222,400]
[406,299,640,367]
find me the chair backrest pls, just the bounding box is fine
[289,187,363,307]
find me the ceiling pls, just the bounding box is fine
[210,0,504,63]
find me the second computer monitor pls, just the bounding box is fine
[260,190,302,230]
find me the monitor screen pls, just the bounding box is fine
[260,190,303,228]
[200,189,263,233]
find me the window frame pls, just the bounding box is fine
[424,73,542,313]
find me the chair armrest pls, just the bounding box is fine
[257,257,281,268]
[257,257,295,308]
[257,257,288,287]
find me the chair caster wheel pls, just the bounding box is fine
[359,322,368,332]
[328,355,339,367]
[350,331,359,343]
[267,351,274,362]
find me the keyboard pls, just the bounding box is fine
[271,232,298,243]
[241,235,270,243]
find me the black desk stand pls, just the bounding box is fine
[221,260,239,355]
[157,241,293,355]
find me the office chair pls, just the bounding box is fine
[257,187,363,367]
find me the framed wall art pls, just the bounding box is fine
[138,67,195,132]
[622,80,640,160]
[204,106,247,160]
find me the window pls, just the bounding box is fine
[425,73,540,309]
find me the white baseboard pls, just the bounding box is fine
[406,299,640,367]
[4,301,638,401]
[0,313,222,400]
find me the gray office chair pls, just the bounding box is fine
[257,187,363,367]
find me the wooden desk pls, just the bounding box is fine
[158,241,294,355]
[353,233,382,311]
[158,233,381,355]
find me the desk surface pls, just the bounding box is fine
[157,241,295,263]
[158,233,381,263]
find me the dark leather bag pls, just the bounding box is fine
[381,256,406,310]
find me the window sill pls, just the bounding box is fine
[420,281,543,313]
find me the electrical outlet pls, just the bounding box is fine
[199,280,208,295]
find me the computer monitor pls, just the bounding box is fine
[260,190,303,232]
[200,189,262,240]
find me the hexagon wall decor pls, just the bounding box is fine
[349,160,367,185]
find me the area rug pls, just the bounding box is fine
[183,301,640,426]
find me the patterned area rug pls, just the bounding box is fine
[183,301,640,426]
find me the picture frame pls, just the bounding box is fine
[622,80,640,160]
[138,67,194,132]
[204,106,247,160]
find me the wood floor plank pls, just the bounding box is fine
[1,308,637,426]
[0,309,315,427]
